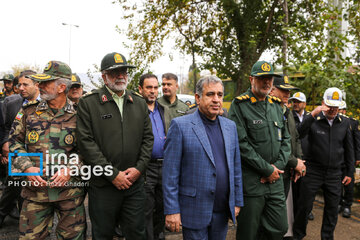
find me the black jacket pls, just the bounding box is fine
[298,112,354,177]
[293,110,310,159]
[0,94,23,146]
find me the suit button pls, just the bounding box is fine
[211,191,214,195]
[213,173,216,177]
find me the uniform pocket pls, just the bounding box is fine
[247,120,268,143]
[273,121,283,141]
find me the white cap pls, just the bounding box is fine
[289,92,306,103]
[323,87,342,107]
[339,101,347,110]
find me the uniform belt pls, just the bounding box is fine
[151,158,164,163]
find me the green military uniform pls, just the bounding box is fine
[229,90,291,240]
[76,52,154,240]
[157,96,189,118]
[9,100,85,239]
[0,74,15,101]
[228,61,291,240]
[8,61,86,240]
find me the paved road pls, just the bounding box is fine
[1,196,360,239]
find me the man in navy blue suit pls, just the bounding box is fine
[162,75,243,240]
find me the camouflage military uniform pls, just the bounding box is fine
[9,99,86,240]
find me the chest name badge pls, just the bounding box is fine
[253,120,263,124]
[28,130,39,144]
[64,134,74,145]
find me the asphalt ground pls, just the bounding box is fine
[0,194,360,239]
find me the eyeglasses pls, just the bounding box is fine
[105,68,128,78]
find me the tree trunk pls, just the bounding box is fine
[192,50,197,94]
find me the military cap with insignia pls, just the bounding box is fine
[323,87,342,107]
[28,61,72,82]
[250,61,281,77]
[1,73,15,81]
[273,75,299,91]
[100,52,136,71]
[71,73,82,86]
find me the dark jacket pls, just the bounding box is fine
[76,87,154,187]
[299,112,354,177]
[0,94,23,146]
[157,101,172,134]
[293,110,310,159]
[339,113,360,162]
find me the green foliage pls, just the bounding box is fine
[281,0,360,114]
[115,0,285,95]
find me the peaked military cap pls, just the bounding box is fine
[29,61,72,82]
[273,75,299,90]
[100,52,135,72]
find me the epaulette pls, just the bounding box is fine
[234,94,250,103]
[269,96,281,104]
[82,91,96,98]
[339,113,349,118]
[131,91,144,98]
[23,100,39,108]
[306,112,311,115]
[189,103,197,109]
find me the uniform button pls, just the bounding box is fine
[213,173,216,177]
[211,191,214,195]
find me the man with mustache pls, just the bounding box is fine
[293,88,354,240]
[229,61,291,240]
[0,74,15,101]
[67,73,84,105]
[138,73,172,240]
[76,52,154,240]
[158,73,189,117]
[8,61,86,239]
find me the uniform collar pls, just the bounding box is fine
[99,86,134,104]
[36,98,76,114]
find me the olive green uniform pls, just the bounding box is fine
[228,89,291,240]
[76,87,154,240]
[157,96,189,118]
[9,100,86,240]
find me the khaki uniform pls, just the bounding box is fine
[157,96,189,118]
[9,100,85,240]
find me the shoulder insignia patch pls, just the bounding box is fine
[15,112,23,121]
[268,98,273,104]
[250,97,257,103]
[83,91,95,98]
[132,91,143,98]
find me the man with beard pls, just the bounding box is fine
[158,73,189,117]
[76,52,154,240]
[293,88,354,240]
[0,74,15,101]
[0,70,40,227]
[228,61,291,240]
[138,73,172,240]
[67,73,84,105]
[8,61,86,239]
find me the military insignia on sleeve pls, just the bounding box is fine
[261,63,271,72]
[64,134,74,145]
[28,130,39,144]
[114,53,124,63]
[250,97,257,103]
[15,112,23,121]
[102,94,108,102]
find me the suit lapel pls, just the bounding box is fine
[219,117,231,169]
[192,111,215,166]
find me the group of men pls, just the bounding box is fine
[0,53,357,240]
